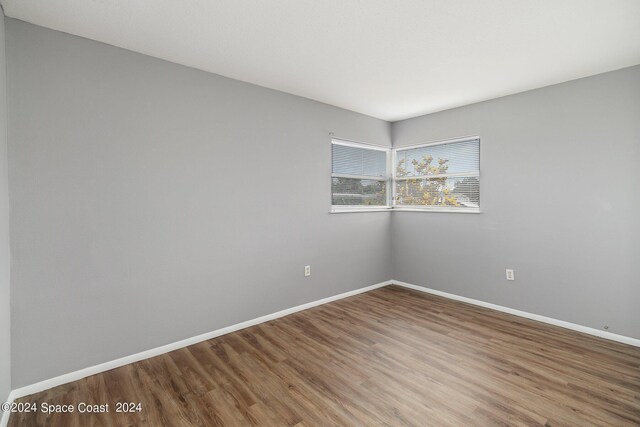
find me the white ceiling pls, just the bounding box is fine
[3,0,640,121]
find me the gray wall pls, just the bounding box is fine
[391,65,640,340]
[0,9,11,406]
[5,19,392,388]
[4,16,639,391]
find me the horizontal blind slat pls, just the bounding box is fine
[395,139,479,177]
[332,143,387,178]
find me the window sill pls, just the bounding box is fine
[330,207,392,213]
[330,206,479,214]
[392,207,480,213]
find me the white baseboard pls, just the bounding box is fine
[6,280,393,406]
[392,280,640,348]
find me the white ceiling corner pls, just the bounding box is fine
[2,0,640,121]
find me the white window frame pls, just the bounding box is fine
[329,136,480,213]
[330,138,392,213]
[392,136,480,213]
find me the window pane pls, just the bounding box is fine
[332,177,387,206]
[332,144,387,177]
[395,139,479,177]
[395,176,479,208]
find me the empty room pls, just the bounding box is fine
[1,0,639,426]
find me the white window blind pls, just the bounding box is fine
[331,140,389,210]
[394,137,480,211]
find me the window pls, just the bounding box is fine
[330,136,479,213]
[393,137,480,212]
[331,139,390,212]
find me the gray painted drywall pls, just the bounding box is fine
[0,10,11,406]
[391,65,640,340]
[4,15,639,391]
[5,19,392,388]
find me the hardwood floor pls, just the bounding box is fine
[8,285,640,426]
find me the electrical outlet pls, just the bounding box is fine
[506,269,515,281]
[304,265,311,277]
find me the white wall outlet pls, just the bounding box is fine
[506,269,515,281]
[304,265,311,277]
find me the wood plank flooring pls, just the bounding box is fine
[8,285,640,426]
